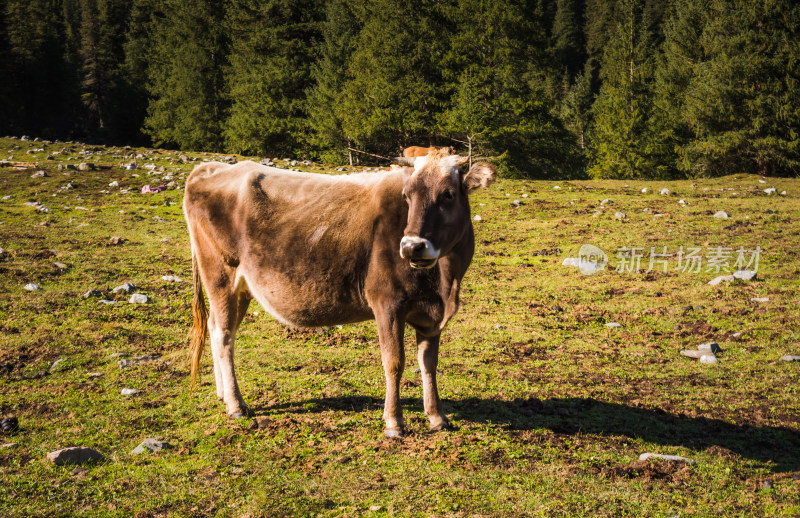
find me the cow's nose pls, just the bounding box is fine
[401,240,426,259]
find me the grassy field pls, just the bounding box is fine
[0,137,798,517]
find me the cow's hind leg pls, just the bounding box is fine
[416,331,452,431]
[208,289,250,418]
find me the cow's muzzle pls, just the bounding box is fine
[399,236,439,269]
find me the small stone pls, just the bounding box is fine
[511,200,521,207]
[54,262,68,269]
[764,187,776,195]
[118,354,157,369]
[733,270,757,281]
[160,237,170,242]
[614,211,626,219]
[553,185,561,190]
[109,236,125,246]
[638,453,696,466]
[77,162,93,171]
[46,447,104,466]
[369,505,383,512]
[98,299,116,305]
[161,275,182,282]
[473,215,482,221]
[31,170,48,178]
[760,479,774,490]
[678,199,687,205]
[86,372,103,378]
[24,283,42,291]
[131,438,169,454]
[108,181,119,188]
[49,358,66,372]
[641,188,648,193]
[605,322,622,328]
[751,297,769,303]
[112,283,136,294]
[779,355,800,362]
[713,211,729,219]
[698,342,722,354]
[121,388,140,396]
[1,443,17,449]
[708,275,735,286]
[83,289,103,299]
[600,199,612,205]
[699,354,718,364]
[660,188,670,195]
[681,350,706,359]
[129,293,150,304]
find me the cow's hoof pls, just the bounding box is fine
[227,409,250,420]
[383,427,408,438]
[430,420,455,432]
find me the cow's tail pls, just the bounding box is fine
[188,249,208,390]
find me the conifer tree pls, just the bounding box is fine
[588,0,660,179]
[223,0,322,157]
[143,0,227,151]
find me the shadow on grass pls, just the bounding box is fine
[253,395,800,472]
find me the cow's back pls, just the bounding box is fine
[184,161,407,327]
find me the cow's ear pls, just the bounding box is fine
[462,162,496,192]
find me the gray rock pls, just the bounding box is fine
[708,275,735,286]
[129,293,150,304]
[605,322,622,328]
[680,350,706,359]
[614,211,626,219]
[760,479,774,490]
[638,453,696,466]
[2,443,18,449]
[764,187,776,195]
[713,211,729,219]
[54,262,68,269]
[698,342,722,354]
[109,236,125,246]
[24,283,42,291]
[780,355,800,362]
[97,299,116,305]
[108,181,119,188]
[699,354,718,364]
[31,170,48,178]
[751,297,769,303]
[49,358,66,372]
[83,289,103,299]
[600,199,612,205]
[131,438,169,454]
[733,270,757,281]
[161,275,182,283]
[121,388,140,396]
[112,283,136,294]
[77,162,93,171]
[46,447,104,466]
[660,188,670,195]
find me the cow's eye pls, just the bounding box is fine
[439,190,455,202]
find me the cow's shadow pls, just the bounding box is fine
[252,395,800,472]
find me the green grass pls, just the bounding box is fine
[0,137,798,517]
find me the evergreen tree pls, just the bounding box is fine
[143,0,227,151]
[560,68,593,151]
[674,0,800,176]
[552,0,585,83]
[223,0,322,157]
[305,0,361,163]
[588,0,660,179]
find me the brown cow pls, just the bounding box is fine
[402,145,455,158]
[184,150,495,437]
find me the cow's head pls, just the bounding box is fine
[397,153,495,269]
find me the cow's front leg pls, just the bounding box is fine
[417,331,452,431]
[375,308,407,437]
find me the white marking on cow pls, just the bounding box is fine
[308,225,328,247]
[399,236,440,260]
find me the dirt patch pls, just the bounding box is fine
[593,458,694,484]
